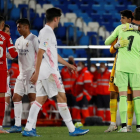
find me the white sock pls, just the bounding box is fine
[57,103,75,132]
[5,102,9,111]
[30,101,36,129]
[111,122,116,125]
[14,101,22,126]
[25,101,42,131]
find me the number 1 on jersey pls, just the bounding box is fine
[127,36,134,51]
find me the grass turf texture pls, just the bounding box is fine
[0,126,140,140]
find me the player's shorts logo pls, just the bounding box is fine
[44,42,48,47]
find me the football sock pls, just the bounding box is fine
[0,97,5,126]
[119,96,127,125]
[30,101,36,129]
[14,101,22,126]
[5,102,9,111]
[57,103,75,133]
[134,97,140,125]
[25,101,42,131]
[110,99,117,124]
[127,101,134,126]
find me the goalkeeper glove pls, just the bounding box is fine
[122,23,138,31]
[114,37,129,49]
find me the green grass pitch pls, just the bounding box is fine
[1,126,140,140]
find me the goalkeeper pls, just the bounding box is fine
[105,10,134,133]
[105,7,140,132]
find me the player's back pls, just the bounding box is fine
[0,31,13,71]
[116,25,140,74]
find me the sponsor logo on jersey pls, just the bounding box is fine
[0,41,3,44]
[26,43,28,47]
[44,42,48,47]
[0,34,5,40]
[30,85,34,88]
[9,38,13,44]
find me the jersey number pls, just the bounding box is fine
[127,36,134,51]
[0,47,3,58]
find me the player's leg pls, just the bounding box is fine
[5,96,10,111]
[0,70,9,133]
[7,78,25,133]
[27,93,36,131]
[23,80,47,136]
[130,73,140,132]
[56,91,89,136]
[114,71,128,132]
[104,91,118,132]
[127,89,134,132]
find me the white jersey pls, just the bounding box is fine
[15,33,38,75]
[38,25,59,80]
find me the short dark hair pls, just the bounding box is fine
[3,24,10,32]
[0,16,5,24]
[120,10,133,20]
[134,7,140,21]
[46,7,62,22]
[16,18,30,29]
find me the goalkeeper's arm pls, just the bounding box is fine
[122,23,139,31]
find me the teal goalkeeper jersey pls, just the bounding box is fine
[105,24,140,74]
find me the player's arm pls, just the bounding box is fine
[122,23,139,31]
[110,39,118,54]
[58,54,77,73]
[6,52,14,60]
[30,48,45,84]
[105,25,122,45]
[6,36,18,58]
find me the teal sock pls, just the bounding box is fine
[119,96,127,124]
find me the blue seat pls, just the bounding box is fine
[104,4,114,11]
[102,13,113,22]
[51,0,60,6]
[68,4,79,12]
[5,20,16,28]
[127,5,137,11]
[92,4,103,11]
[55,4,68,14]
[62,49,74,57]
[57,39,63,45]
[63,22,74,27]
[113,22,121,28]
[114,13,121,22]
[30,30,39,36]
[80,4,91,13]
[116,5,126,12]
[7,0,13,9]
[75,49,87,57]
[101,22,113,32]
[15,30,20,37]
[18,4,28,9]
[10,8,20,20]
[84,17,92,24]
[90,13,102,23]
[79,35,89,45]
[102,49,113,57]
[55,26,66,39]
[77,30,84,38]
[33,17,43,30]
[0,0,4,10]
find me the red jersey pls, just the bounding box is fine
[0,31,17,70]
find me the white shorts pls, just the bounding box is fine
[36,73,65,98]
[5,76,11,97]
[14,70,36,96]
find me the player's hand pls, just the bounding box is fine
[67,64,77,74]
[122,23,138,31]
[30,72,38,85]
[114,37,129,49]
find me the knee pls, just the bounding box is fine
[12,93,22,102]
[56,93,67,103]
[28,94,36,102]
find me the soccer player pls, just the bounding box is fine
[105,7,140,132]
[0,16,18,133]
[104,10,134,132]
[7,18,39,133]
[22,8,89,137]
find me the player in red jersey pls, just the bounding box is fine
[0,16,18,133]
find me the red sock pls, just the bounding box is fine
[0,97,5,126]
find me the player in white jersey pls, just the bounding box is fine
[22,8,89,137]
[7,19,39,133]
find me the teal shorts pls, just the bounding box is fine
[114,70,140,92]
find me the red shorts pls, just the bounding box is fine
[0,70,7,93]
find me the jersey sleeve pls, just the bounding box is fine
[39,31,52,51]
[105,25,122,45]
[6,35,14,50]
[33,36,39,53]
